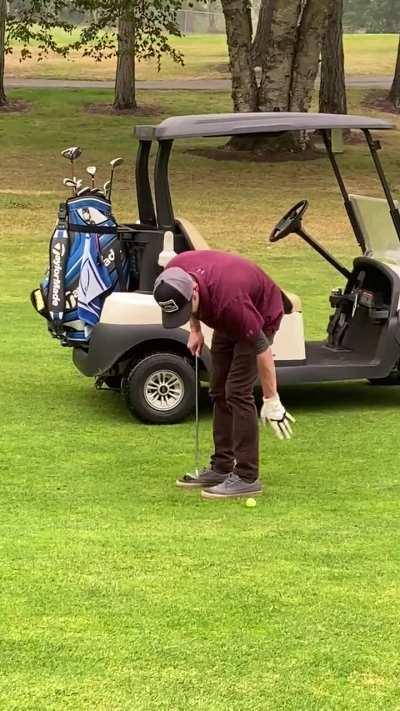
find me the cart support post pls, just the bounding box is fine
[154,140,175,230]
[136,140,157,226]
[363,129,400,243]
[321,130,366,252]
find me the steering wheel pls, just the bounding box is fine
[269,200,309,242]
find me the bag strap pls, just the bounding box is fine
[112,240,128,291]
[46,202,70,332]
[69,223,118,235]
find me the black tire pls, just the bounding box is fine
[123,352,196,424]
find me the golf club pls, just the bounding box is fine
[103,180,111,198]
[194,353,200,477]
[107,157,123,200]
[61,146,82,181]
[86,166,97,189]
[63,177,77,196]
[77,186,91,196]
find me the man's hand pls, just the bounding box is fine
[260,393,295,440]
[187,329,204,356]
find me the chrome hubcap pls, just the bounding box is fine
[144,369,184,411]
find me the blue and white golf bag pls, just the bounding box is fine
[31,195,129,345]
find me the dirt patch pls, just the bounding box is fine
[187,145,324,164]
[361,89,399,115]
[86,102,161,117]
[0,100,30,113]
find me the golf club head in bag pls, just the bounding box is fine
[61,146,82,181]
[108,157,124,199]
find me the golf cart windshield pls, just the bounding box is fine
[349,194,400,263]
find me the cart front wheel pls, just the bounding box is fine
[123,353,196,424]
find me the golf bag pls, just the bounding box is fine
[31,194,129,345]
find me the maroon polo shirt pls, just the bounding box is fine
[167,250,284,343]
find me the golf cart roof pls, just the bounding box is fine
[135,112,393,141]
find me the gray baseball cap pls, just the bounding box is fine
[153,267,194,328]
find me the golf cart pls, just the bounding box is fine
[35,112,400,424]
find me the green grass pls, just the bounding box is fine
[5,33,399,81]
[2,88,400,709]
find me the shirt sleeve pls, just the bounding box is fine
[255,331,271,354]
[219,296,265,344]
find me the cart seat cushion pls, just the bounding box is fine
[176,217,210,251]
[282,290,302,312]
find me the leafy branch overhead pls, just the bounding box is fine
[6,0,74,60]
[70,0,184,70]
[1,0,185,109]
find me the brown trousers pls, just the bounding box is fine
[209,331,259,483]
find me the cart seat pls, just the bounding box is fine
[283,291,302,312]
[176,216,301,312]
[176,217,211,251]
[349,194,400,259]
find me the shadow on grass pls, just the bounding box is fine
[280,380,400,412]
[91,379,400,426]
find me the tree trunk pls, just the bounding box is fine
[255,0,303,152]
[258,0,302,112]
[0,0,7,106]
[220,0,258,113]
[319,0,347,114]
[221,0,331,157]
[208,1,217,33]
[289,0,330,112]
[114,14,136,111]
[185,5,195,33]
[388,34,400,110]
[251,0,274,68]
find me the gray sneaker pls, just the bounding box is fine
[201,473,262,500]
[176,467,229,489]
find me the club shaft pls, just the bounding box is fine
[108,168,114,200]
[195,354,199,475]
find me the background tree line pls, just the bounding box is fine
[0,0,399,139]
[343,0,400,33]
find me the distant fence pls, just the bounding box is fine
[177,10,226,34]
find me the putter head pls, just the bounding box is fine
[110,157,124,169]
[86,166,97,178]
[61,146,81,161]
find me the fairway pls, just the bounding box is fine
[4,33,399,81]
[2,88,400,709]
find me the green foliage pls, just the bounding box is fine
[6,0,73,60]
[71,0,185,69]
[344,0,400,33]
[4,1,185,72]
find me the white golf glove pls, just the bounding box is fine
[260,394,295,440]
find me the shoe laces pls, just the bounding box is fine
[187,466,207,479]
[224,473,240,488]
